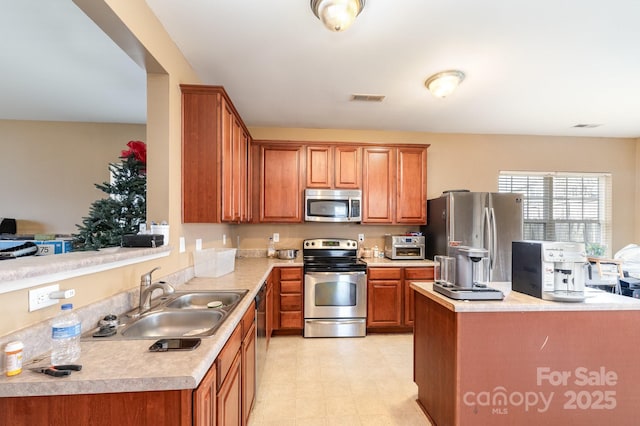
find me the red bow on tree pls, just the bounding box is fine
[121,140,147,164]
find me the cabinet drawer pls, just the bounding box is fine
[368,267,402,280]
[216,323,242,390]
[241,301,256,339]
[280,311,302,329]
[405,267,434,280]
[280,280,302,294]
[280,294,302,311]
[280,267,302,281]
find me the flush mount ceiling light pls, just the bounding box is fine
[424,70,466,98]
[311,0,365,32]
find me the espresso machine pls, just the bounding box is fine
[433,246,505,300]
[512,241,587,302]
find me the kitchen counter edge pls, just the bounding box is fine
[409,281,640,312]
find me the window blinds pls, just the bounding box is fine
[499,171,612,255]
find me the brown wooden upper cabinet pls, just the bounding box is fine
[181,85,251,223]
[306,145,361,189]
[362,146,427,224]
[253,141,303,223]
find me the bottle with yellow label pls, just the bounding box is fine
[5,341,24,376]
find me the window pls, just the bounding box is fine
[499,171,612,256]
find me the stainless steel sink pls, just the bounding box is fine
[165,291,245,310]
[120,310,225,338]
[84,289,249,340]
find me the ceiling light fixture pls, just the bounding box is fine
[311,0,365,32]
[424,70,466,98]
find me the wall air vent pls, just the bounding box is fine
[350,94,386,102]
[573,123,602,128]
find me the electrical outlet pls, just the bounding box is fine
[223,234,227,245]
[195,239,202,251]
[179,237,186,253]
[358,234,365,242]
[273,233,280,243]
[29,284,60,312]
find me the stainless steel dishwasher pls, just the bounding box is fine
[255,282,267,395]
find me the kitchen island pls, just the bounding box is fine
[410,282,640,426]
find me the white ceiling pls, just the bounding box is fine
[4,1,640,138]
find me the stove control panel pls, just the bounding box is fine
[303,238,358,250]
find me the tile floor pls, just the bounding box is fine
[248,333,431,426]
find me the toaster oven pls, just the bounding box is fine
[384,235,425,260]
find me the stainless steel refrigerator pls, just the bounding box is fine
[421,191,523,282]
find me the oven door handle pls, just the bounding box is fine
[305,319,364,325]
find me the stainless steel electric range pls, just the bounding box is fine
[303,238,367,338]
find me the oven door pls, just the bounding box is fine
[304,271,366,318]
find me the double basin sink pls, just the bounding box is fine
[85,290,249,340]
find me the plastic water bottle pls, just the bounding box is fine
[51,303,81,365]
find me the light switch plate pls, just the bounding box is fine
[179,237,186,253]
[195,239,202,251]
[29,284,60,312]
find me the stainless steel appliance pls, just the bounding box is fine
[304,189,362,222]
[433,246,504,300]
[512,241,588,302]
[422,191,523,282]
[255,282,267,394]
[384,235,425,260]
[303,238,367,337]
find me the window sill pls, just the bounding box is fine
[0,246,171,295]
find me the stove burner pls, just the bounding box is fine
[303,238,365,273]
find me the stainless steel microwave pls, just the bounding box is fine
[304,189,362,222]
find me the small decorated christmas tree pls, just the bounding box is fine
[73,141,147,250]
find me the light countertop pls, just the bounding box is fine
[0,257,493,397]
[410,281,640,313]
[0,257,298,397]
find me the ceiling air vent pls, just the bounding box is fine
[573,123,602,128]
[350,94,386,102]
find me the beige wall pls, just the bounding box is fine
[0,120,145,234]
[0,0,638,336]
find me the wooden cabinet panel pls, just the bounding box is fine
[306,145,361,189]
[396,147,427,224]
[181,85,251,224]
[334,146,361,188]
[259,144,303,222]
[0,391,192,426]
[367,266,433,331]
[217,350,242,426]
[280,311,303,329]
[367,280,403,327]
[404,267,434,326]
[242,321,256,426]
[362,147,395,223]
[216,324,242,389]
[280,267,303,281]
[194,361,217,426]
[368,267,402,280]
[306,145,332,188]
[274,267,304,331]
[181,87,220,223]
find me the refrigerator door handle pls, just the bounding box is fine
[490,207,498,278]
[483,206,492,264]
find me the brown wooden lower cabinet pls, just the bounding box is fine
[0,306,258,426]
[367,266,433,332]
[194,361,217,426]
[0,390,193,426]
[273,266,304,333]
